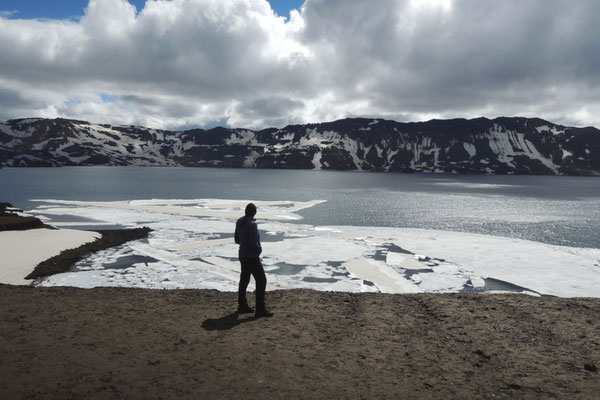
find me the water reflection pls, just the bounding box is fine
[1,167,599,248]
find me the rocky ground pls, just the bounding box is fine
[1,285,598,399]
[0,202,49,231]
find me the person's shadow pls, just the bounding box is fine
[201,313,256,331]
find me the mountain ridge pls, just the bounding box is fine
[1,116,598,175]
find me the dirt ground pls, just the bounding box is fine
[1,285,598,399]
[0,203,48,232]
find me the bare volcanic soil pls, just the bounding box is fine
[0,202,49,231]
[1,286,598,399]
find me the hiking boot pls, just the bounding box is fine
[237,304,254,314]
[255,308,274,318]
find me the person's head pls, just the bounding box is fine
[245,203,257,218]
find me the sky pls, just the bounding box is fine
[1,0,599,130]
[0,0,302,20]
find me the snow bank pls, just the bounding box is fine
[0,228,101,285]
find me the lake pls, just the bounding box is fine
[2,167,600,296]
[2,166,599,248]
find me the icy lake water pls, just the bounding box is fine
[2,167,600,296]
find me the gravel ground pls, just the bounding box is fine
[1,285,598,399]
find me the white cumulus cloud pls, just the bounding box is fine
[0,0,599,129]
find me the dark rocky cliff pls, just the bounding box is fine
[1,116,598,175]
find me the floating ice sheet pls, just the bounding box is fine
[30,198,600,297]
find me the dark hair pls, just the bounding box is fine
[245,203,257,218]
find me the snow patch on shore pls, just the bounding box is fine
[0,228,100,285]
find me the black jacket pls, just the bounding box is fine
[235,216,262,258]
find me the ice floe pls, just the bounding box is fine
[28,198,600,297]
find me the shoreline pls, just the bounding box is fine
[6,199,600,296]
[1,285,598,399]
[0,202,54,231]
[25,227,152,280]
[0,202,151,285]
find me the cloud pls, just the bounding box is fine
[0,87,37,114]
[0,0,599,129]
[0,10,19,18]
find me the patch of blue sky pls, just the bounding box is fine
[0,0,90,20]
[0,0,305,21]
[99,93,116,103]
[268,0,304,18]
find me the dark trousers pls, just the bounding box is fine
[238,257,266,310]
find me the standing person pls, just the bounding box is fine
[234,203,273,318]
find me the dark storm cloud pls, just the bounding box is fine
[238,96,305,117]
[0,87,45,121]
[231,96,306,128]
[0,88,32,109]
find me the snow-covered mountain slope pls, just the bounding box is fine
[0,117,598,175]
